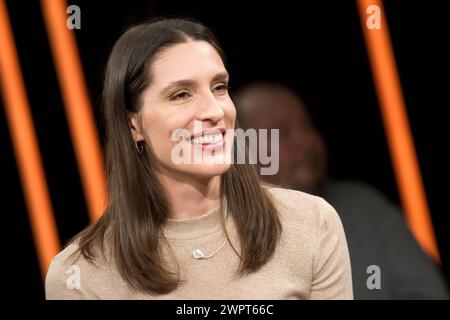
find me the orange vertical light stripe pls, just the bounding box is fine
[0,0,60,278]
[357,0,440,262]
[41,0,106,222]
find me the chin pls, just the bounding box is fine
[189,163,231,178]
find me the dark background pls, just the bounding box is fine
[1,0,448,299]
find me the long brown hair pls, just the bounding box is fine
[71,17,282,295]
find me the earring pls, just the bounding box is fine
[135,140,144,154]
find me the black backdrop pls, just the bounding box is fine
[1,0,448,299]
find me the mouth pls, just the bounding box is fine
[186,127,226,147]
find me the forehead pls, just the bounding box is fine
[150,40,226,85]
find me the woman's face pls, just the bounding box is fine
[129,40,236,180]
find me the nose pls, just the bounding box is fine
[195,90,225,122]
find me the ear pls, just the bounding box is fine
[127,112,144,141]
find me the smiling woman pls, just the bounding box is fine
[129,39,236,182]
[44,17,353,300]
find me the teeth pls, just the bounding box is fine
[191,133,223,145]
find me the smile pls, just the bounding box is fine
[190,132,224,145]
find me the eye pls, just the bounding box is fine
[212,83,230,94]
[169,90,191,101]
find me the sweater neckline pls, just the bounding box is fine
[163,205,225,240]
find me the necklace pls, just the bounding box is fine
[192,199,228,260]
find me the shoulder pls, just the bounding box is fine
[327,180,392,204]
[264,186,345,257]
[45,241,84,299]
[265,186,342,229]
[263,186,352,299]
[45,239,118,299]
[325,180,401,221]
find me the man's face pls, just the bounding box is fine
[238,87,327,192]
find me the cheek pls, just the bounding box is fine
[310,133,326,156]
[141,110,195,156]
[279,144,291,164]
[141,113,174,148]
[224,101,236,125]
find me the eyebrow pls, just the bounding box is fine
[159,71,229,97]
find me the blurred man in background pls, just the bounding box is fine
[235,82,449,299]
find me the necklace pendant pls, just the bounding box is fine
[193,249,205,259]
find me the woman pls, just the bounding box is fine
[45,18,353,299]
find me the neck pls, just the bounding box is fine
[156,169,222,220]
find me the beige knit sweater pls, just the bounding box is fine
[45,187,353,299]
